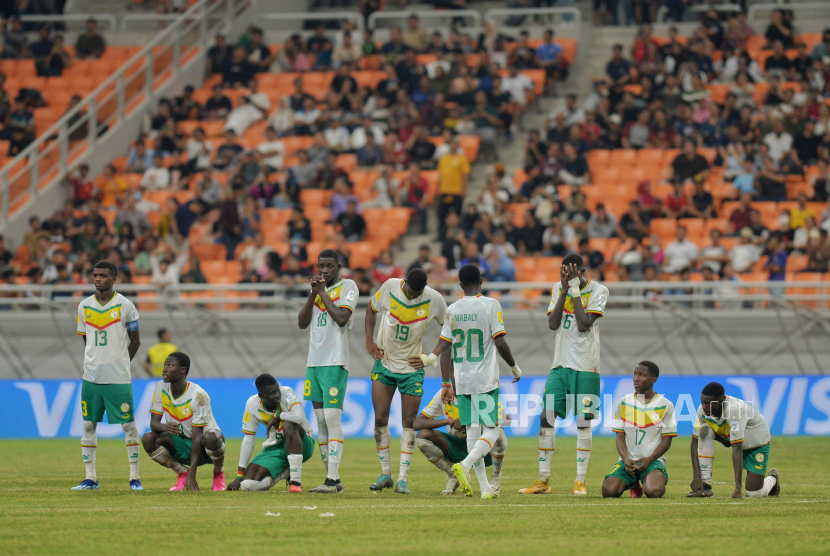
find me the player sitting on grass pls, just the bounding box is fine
[226,374,315,493]
[414,375,508,495]
[365,268,446,494]
[141,352,226,491]
[440,264,521,499]
[688,382,779,499]
[601,361,676,499]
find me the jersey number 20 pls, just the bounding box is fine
[451,328,484,364]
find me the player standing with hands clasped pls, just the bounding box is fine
[520,254,608,496]
[365,268,446,494]
[73,260,142,491]
[439,264,521,499]
[298,249,358,493]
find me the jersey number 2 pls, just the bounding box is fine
[94,330,107,347]
[451,328,484,364]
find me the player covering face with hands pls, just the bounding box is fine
[439,264,521,499]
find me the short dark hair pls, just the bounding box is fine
[458,264,481,287]
[318,249,340,263]
[168,352,191,375]
[157,328,168,340]
[639,360,659,378]
[406,268,428,292]
[255,373,277,390]
[702,381,725,398]
[93,260,118,278]
[562,253,584,269]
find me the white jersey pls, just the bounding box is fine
[419,389,465,439]
[371,278,447,374]
[149,380,220,439]
[693,395,771,450]
[439,294,506,395]
[548,280,608,373]
[307,278,359,368]
[241,387,313,446]
[77,292,139,384]
[612,392,677,465]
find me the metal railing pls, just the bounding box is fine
[484,7,582,32]
[19,14,119,32]
[368,9,482,31]
[748,2,830,25]
[657,3,743,23]
[0,280,827,311]
[0,0,252,230]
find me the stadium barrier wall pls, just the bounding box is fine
[2,375,829,439]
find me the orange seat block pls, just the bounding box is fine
[650,218,677,239]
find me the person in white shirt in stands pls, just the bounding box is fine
[240,232,274,278]
[267,96,295,136]
[729,227,761,272]
[224,78,270,136]
[350,117,385,151]
[150,246,188,290]
[546,94,585,129]
[500,66,535,117]
[323,115,351,153]
[699,229,729,274]
[762,118,793,163]
[661,225,699,274]
[140,153,170,190]
[363,166,399,209]
[185,127,213,173]
[256,127,285,172]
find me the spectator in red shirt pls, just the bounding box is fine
[371,250,403,286]
[665,182,691,219]
[70,164,94,207]
[729,192,754,235]
[399,163,429,233]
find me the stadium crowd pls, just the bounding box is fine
[1,7,830,301]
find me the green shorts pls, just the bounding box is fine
[80,380,135,424]
[304,365,348,409]
[371,359,425,397]
[605,459,668,488]
[458,388,502,427]
[543,366,601,420]
[440,431,492,467]
[743,443,770,476]
[170,434,213,468]
[249,434,316,478]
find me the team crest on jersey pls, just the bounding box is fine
[110,310,119,319]
[182,406,190,416]
[415,308,425,317]
[329,291,337,299]
[755,452,765,463]
[650,412,660,422]
[121,403,130,412]
[329,387,338,396]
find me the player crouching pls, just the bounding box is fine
[602,361,676,499]
[414,382,507,495]
[226,374,315,493]
[688,382,779,499]
[141,352,226,491]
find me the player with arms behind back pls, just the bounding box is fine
[520,254,608,496]
[688,382,779,499]
[440,264,521,499]
[602,361,676,498]
[226,374,315,493]
[298,249,358,493]
[73,260,142,491]
[365,268,446,494]
[141,352,227,491]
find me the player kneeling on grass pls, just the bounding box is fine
[439,264,521,499]
[688,382,779,499]
[141,352,226,491]
[602,361,676,499]
[414,378,508,495]
[226,374,315,493]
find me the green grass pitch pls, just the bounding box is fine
[1,437,829,555]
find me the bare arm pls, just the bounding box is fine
[548,293,567,330]
[493,335,516,367]
[440,338,453,403]
[187,426,204,490]
[572,291,600,333]
[731,442,744,498]
[689,435,703,492]
[640,435,673,468]
[316,284,352,327]
[227,434,255,491]
[615,431,637,474]
[414,414,454,431]
[127,330,140,361]
[149,411,166,434]
[365,303,383,360]
[297,280,318,329]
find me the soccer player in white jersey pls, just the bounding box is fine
[520,254,609,496]
[688,382,780,499]
[601,361,676,498]
[72,260,142,491]
[365,268,447,494]
[415,379,508,495]
[439,264,522,499]
[226,374,315,493]
[298,249,359,493]
[141,352,227,490]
